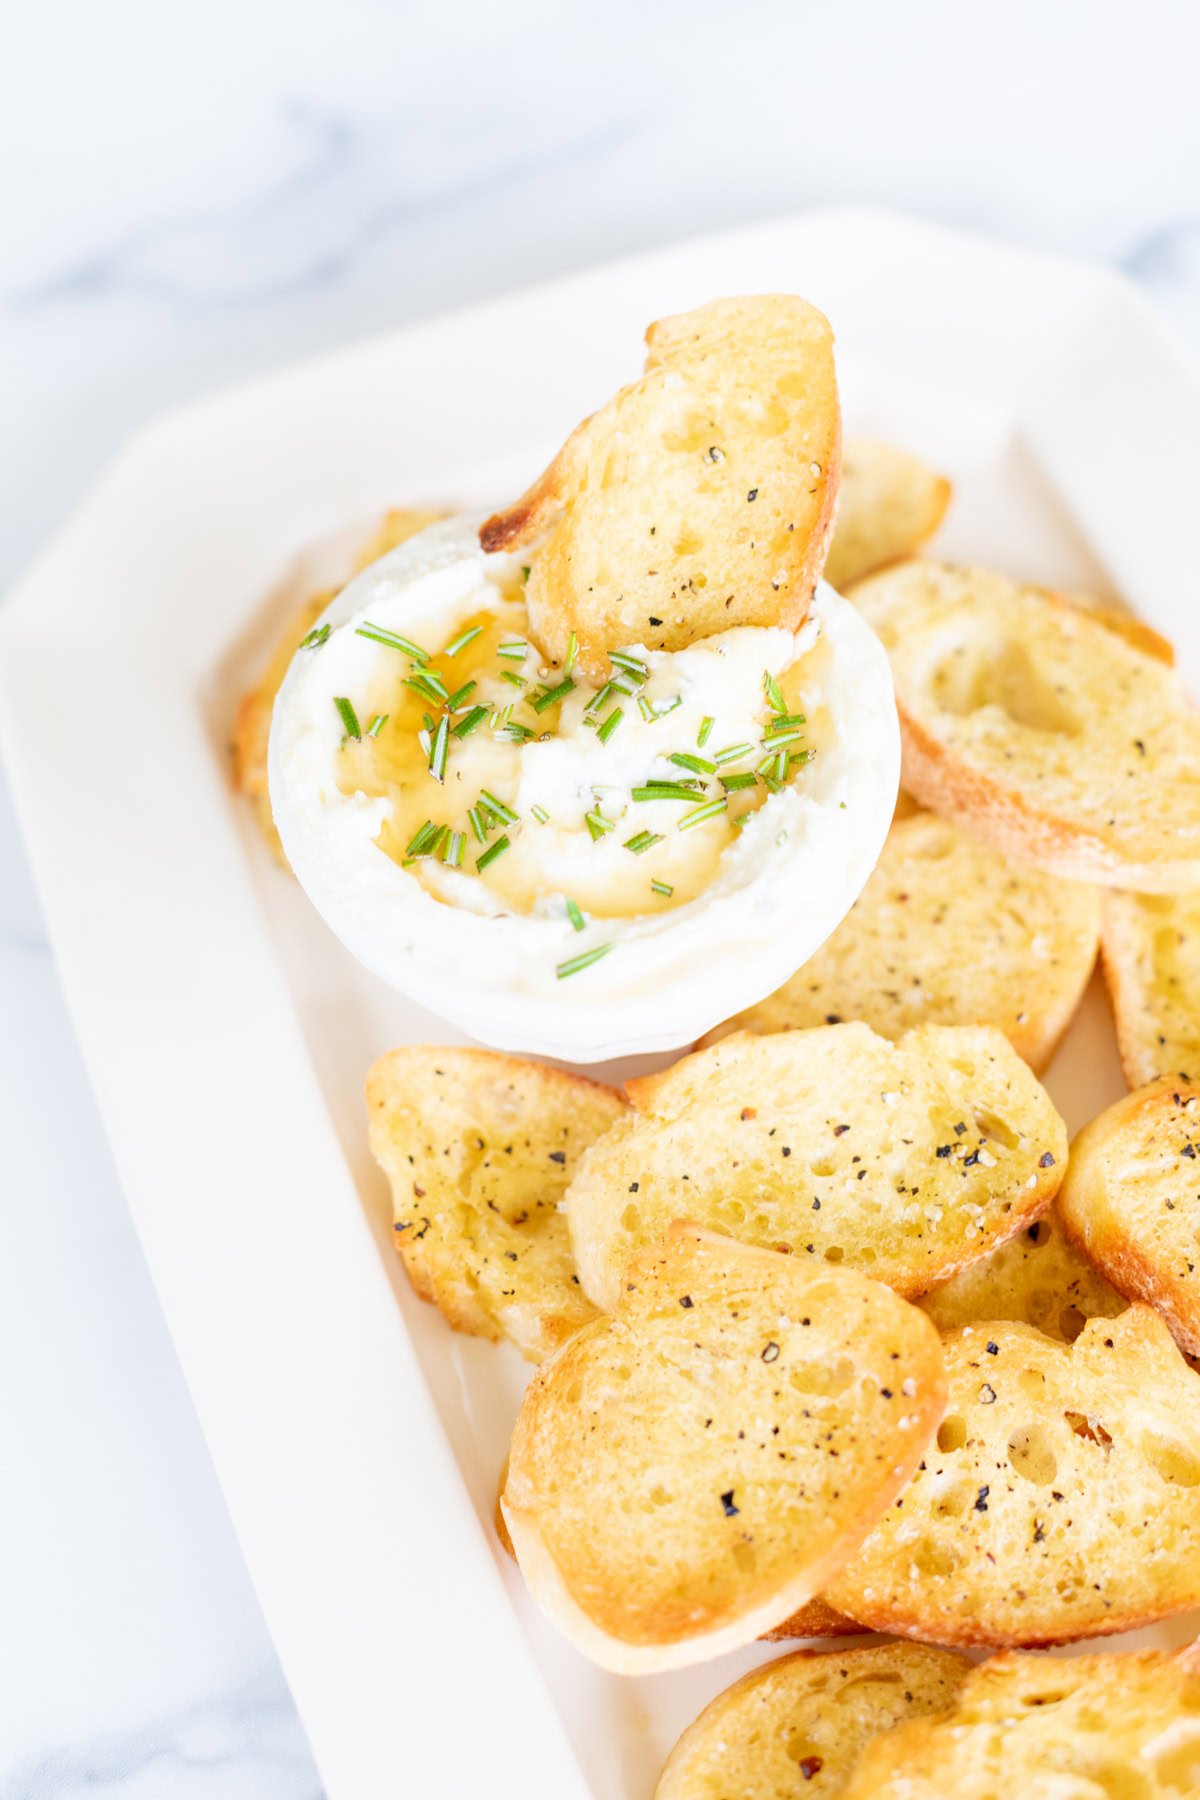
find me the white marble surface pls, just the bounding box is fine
[3,3,1200,1794]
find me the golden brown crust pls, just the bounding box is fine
[503,1224,946,1671]
[655,1642,971,1800]
[570,1023,1067,1311]
[366,1046,624,1361]
[482,296,841,679]
[1059,1074,1200,1358]
[1100,889,1200,1089]
[698,813,1100,1073]
[828,1307,1200,1647]
[854,561,1200,891]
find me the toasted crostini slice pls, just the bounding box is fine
[852,561,1200,890]
[1060,1074,1200,1358]
[502,1225,946,1673]
[656,1641,970,1800]
[919,1204,1126,1341]
[824,438,951,591]
[701,813,1100,1071]
[841,1644,1200,1799]
[827,1307,1200,1647]
[1101,888,1200,1089]
[366,1046,623,1361]
[566,1022,1066,1312]
[480,295,840,678]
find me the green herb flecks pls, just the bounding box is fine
[452,704,490,739]
[596,708,624,744]
[497,640,528,661]
[763,670,786,712]
[334,696,361,740]
[476,834,511,873]
[624,830,663,855]
[557,944,613,980]
[443,624,483,658]
[366,712,389,738]
[443,830,464,869]
[356,623,430,662]
[533,676,577,714]
[678,797,727,831]
[428,714,449,782]
[669,751,716,776]
[445,680,477,711]
[479,790,518,826]
[720,771,758,792]
[631,780,705,804]
[299,623,331,651]
[585,809,614,841]
[651,878,674,897]
[714,742,753,766]
[564,632,578,676]
[566,898,585,932]
[697,715,715,748]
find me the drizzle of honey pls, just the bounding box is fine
[335,597,831,920]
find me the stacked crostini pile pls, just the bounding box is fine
[236,298,1200,1793]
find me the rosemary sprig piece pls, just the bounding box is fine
[428,714,449,782]
[476,834,511,872]
[557,944,613,980]
[533,676,576,714]
[596,708,624,744]
[443,624,483,658]
[451,705,490,739]
[566,898,585,932]
[366,712,388,738]
[624,830,663,855]
[678,797,728,831]
[300,623,331,650]
[333,696,361,740]
[697,715,715,748]
[631,781,705,803]
[356,623,429,662]
[669,751,716,776]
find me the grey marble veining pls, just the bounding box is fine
[3,1,1200,1793]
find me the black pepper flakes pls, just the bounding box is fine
[975,1485,990,1512]
[798,1756,823,1780]
[747,487,758,502]
[986,1340,999,1355]
[719,1490,739,1516]
[1039,1152,1056,1169]
[679,1295,694,1309]
[761,1341,780,1363]
[548,1150,566,1165]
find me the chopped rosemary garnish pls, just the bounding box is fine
[520,565,531,582]
[533,676,576,714]
[566,898,585,932]
[609,651,648,681]
[422,711,436,732]
[714,742,753,766]
[424,823,449,859]
[300,623,331,650]
[624,829,663,855]
[443,624,483,658]
[651,878,674,897]
[761,726,805,751]
[497,640,528,661]
[609,669,642,696]
[669,751,716,776]
[720,771,758,791]
[585,681,616,716]
[650,694,682,718]
[732,810,752,829]
[494,720,534,743]
[771,712,806,729]
[531,804,550,824]
[405,820,439,857]
[356,623,429,662]
[476,834,511,872]
[678,797,728,831]
[443,830,464,868]
[697,715,715,748]
[763,670,786,712]
[446,680,476,711]
[631,781,705,803]
[596,708,624,744]
[467,805,488,844]
[500,670,526,688]
[557,944,613,980]
[334,696,361,740]
[452,704,489,739]
[585,809,614,840]
[479,790,518,826]
[758,749,789,782]
[791,747,815,766]
[366,712,389,738]
[417,729,432,756]
[404,669,450,702]
[564,632,578,676]
[428,714,449,782]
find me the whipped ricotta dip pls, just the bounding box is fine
[269,514,900,1060]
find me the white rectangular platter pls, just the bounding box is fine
[4,207,1200,1799]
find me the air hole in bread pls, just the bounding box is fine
[1017,1367,1047,1399]
[621,1203,641,1232]
[785,1732,823,1767]
[913,1537,959,1577]
[1152,1736,1200,1788]
[1008,1424,1059,1486]
[1142,1433,1200,1487]
[732,394,791,437]
[824,1245,845,1264]
[1058,1304,1089,1342]
[972,1109,1020,1151]
[1064,1410,1114,1449]
[930,637,1083,737]
[932,1483,974,1520]
[788,1357,854,1398]
[659,409,715,455]
[936,1415,967,1453]
[731,1539,757,1573]
[673,529,702,557]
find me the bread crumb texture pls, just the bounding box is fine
[704,813,1099,1071]
[1061,1074,1200,1358]
[655,1641,970,1800]
[366,1046,624,1360]
[853,561,1200,889]
[567,1022,1066,1311]
[828,1307,1200,1646]
[480,296,840,678]
[920,1203,1125,1341]
[1102,889,1200,1089]
[842,1645,1200,1798]
[824,438,951,591]
[504,1225,945,1657]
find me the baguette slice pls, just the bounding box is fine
[701,814,1100,1071]
[920,1204,1126,1341]
[656,1642,970,1800]
[842,1645,1200,1799]
[480,296,840,679]
[852,561,1200,890]
[502,1225,946,1673]
[232,505,444,860]
[366,1047,623,1360]
[824,439,951,591]
[827,1307,1200,1646]
[1059,586,1176,665]
[1101,889,1200,1089]
[1060,1075,1200,1357]
[567,1023,1066,1312]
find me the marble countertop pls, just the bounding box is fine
[4,4,1200,1794]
